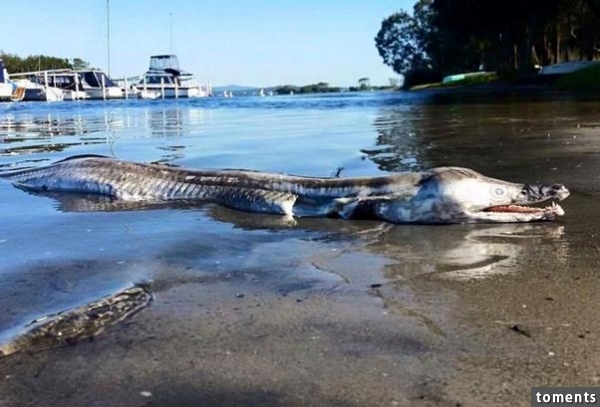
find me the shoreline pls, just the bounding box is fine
[1,219,599,407]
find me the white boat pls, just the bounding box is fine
[12,69,124,100]
[133,55,209,98]
[76,70,124,99]
[0,60,15,101]
[0,61,64,102]
[11,78,64,102]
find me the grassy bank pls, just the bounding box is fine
[556,64,600,90]
[409,64,600,92]
[409,72,499,90]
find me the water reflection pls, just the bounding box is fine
[0,93,592,287]
[0,106,210,163]
[147,109,185,137]
[13,186,570,282]
[366,106,434,172]
[370,223,568,281]
[368,99,600,177]
[15,189,212,213]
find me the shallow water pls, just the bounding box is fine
[1,90,600,405]
[0,91,598,329]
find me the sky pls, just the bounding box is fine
[0,0,414,88]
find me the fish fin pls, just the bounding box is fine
[215,189,298,216]
[335,197,360,219]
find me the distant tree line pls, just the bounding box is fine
[272,79,397,94]
[274,82,341,95]
[376,0,600,87]
[0,52,93,73]
[348,77,400,91]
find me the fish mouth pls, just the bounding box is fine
[483,201,564,216]
[483,184,569,217]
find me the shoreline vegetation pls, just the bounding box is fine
[555,64,600,90]
[409,64,600,92]
[272,82,395,95]
[0,51,93,72]
[375,0,600,91]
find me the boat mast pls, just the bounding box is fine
[106,0,111,75]
[169,12,173,54]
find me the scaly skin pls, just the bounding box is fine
[0,155,570,224]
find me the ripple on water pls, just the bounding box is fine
[0,91,595,348]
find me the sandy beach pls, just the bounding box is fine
[1,211,599,407]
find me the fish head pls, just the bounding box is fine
[419,167,569,223]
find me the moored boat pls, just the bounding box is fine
[11,69,125,100]
[0,60,64,102]
[11,78,64,102]
[76,70,124,99]
[0,60,15,101]
[133,54,210,98]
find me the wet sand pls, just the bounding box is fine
[2,94,600,406]
[1,208,599,407]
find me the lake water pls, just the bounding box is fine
[1,90,600,406]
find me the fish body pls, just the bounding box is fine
[0,155,569,224]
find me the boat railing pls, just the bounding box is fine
[10,69,74,78]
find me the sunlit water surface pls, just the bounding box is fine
[1,90,599,343]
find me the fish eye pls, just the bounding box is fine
[492,187,506,197]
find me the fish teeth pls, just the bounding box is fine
[543,203,564,216]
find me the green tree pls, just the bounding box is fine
[375,0,445,87]
[429,0,600,74]
[0,52,92,73]
[375,0,437,73]
[375,11,425,74]
[71,58,90,70]
[376,0,600,83]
